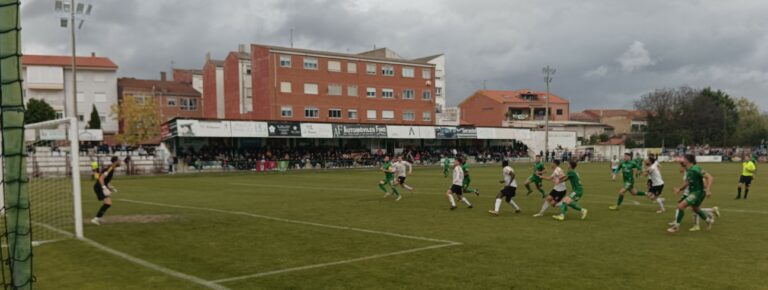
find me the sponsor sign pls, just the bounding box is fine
[456,127,477,139]
[300,123,333,138]
[78,129,103,141]
[40,129,66,140]
[386,125,436,139]
[332,124,387,138]
[160,123,172,139]
[268,122,301,137]
[434,127,457,139]
[230,121,269,137]
[176,119,231,137]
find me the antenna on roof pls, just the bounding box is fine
[290,28,294,48]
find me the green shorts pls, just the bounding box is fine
[529,174,542,185]
[569,191,583,201]
[623,181,635,191]
[384,176,395,185]
[684,191,705,207]
[463,176,471,186]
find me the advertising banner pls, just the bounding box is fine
[230,121,269,137]
[434,127,457,139]
[78,129,103,141]
[40,129,66,140]
[456,127,477,139]
[387,125,436,139]
[268,122,301,137]
[300,123,334,138]
[332,124,387,138]
[177,119,231,137]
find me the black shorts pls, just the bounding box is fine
[649,184,664,195]
[93,183,106,201]
[549,190,566,203]
[398,176,407,184]
[501,186,517,199]
[450,184,463,195]
[739,175,753,186]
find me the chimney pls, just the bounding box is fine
[205,52,211,61]
[238,44,245,53]
[91,52,95,57]
[160,72,167,82]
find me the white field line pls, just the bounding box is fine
[211,243,458,283]
[117,198,462,283]
[34,222,230,290]
[227,182,768,215]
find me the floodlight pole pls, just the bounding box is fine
[543,65,555,158]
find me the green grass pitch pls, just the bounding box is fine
[34,162,767,289]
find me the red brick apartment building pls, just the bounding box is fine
[117,72,202,124]
[204,44,439,125]
[459,89,570,127]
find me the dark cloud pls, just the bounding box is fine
[20,0,768,111]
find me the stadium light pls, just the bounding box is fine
[54,0,93,120]
[542,65,556,158]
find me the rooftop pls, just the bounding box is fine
[259,44,439,66]
[118,78,200,96]
[22,54,118,70]
[463,89,569,105]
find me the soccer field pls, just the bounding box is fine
[35,162,767,290]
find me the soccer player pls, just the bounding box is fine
[533,159,566,217]
[736,153,756,199]
[634,154,644,178]
[394,155,414,191]
[488,160,521,215]
[378,156,402,201]
[91,156,121,225]
[445,157,472,210]
[644,154,666,213]
[550,160,588,221]
[611,155,620,181]
[442,155,451,178]
[609,153,648,210]
[524,155,547,197]
[668,162,721,231]
[668,155,716,233]
[461,158,480,196]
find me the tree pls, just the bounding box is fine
[88,104,101,129]
[732,97,768,146]
[111,95,161,146]
[25,98,56,124]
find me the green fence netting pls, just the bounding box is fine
[1,1,33,289]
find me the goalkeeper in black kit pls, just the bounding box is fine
[91,156,121,225]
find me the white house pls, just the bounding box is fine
[22,54,119,139]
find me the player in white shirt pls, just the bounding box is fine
[611,156,620,181]
[445,157,472,210]
[488,160,521,216]
[643,154,666,213]
[534,159,567,217]
[394,156,414,191]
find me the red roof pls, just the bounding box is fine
[118,78,200,96]
[467,89,569,105]
[22,54,118,70]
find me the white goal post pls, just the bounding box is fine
[22,117,83,240]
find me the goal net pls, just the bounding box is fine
[13,118,83,245]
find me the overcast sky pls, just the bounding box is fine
[20,0,768,111]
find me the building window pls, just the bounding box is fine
[329,108,342,119]
[381,88,394,99]
[422,90,432,100]
[347,85,358,97]
[403,89,415,100]
[245,64,252,75]
[55,111,64,119]
[328,84,342,96]
[280,55,292,67]
[366,87,376,98]
[304,83,318,95]
[78,115,84,121]
[422,111,432,121]
[403,111,415,121]
[180,98,198,111]
[167,97,177,107]
[348,109,358,119]
[382,110,394,120]
[366,63,376,75]
[422,68,432,79]
[347,62,357,73]
[76,92,85,102]
[435,87,443,97]
[367,109,377,120]
[328,60,341,72]
[281,106,293,117]
[304,107,319,118]
[94,92,106,102]
[402,67,414,78]
[381,65,394,76]
[556,109,563,115]
[280,81,292,93]
[100,116,106,122]
[303,57,318,70]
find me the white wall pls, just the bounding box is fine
[526,131,577,153]
[215,67,225,118]
[191,74,203,93]
[427,55,446,113]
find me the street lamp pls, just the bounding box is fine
[54,0,93,122]
[542,65,556,159]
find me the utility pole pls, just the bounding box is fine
[542,65,556,156]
